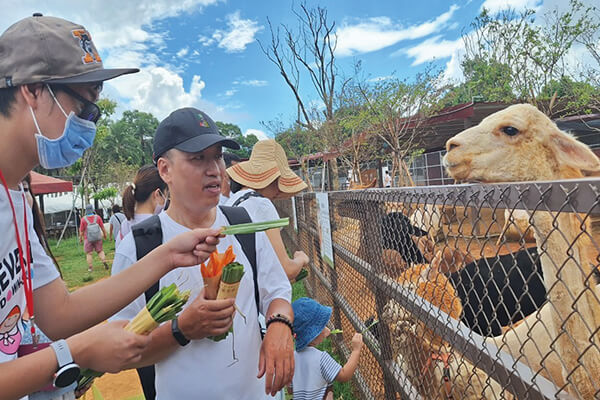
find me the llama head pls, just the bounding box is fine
[443,103,600,182]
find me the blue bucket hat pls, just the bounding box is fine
[292,297,332,351]
[85,204,94,215]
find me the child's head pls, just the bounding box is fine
[292,297,332,351]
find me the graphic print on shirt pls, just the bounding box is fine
[0,305,21,355]
[0,242,27,357]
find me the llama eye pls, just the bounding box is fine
[501,126,519,136]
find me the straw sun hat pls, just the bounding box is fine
[226,139,307,194]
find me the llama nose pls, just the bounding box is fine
[446,139,460,152]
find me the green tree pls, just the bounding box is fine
[216,121,258,158]
[105,110,158,166]
[459,0,600,115]
[440,58,515,107]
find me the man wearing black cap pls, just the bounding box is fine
[112,108,295,399]
[0,15,222,398]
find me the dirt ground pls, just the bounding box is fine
[82,369,144,400]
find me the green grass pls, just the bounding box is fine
[48,235,115,290]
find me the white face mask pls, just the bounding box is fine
[153,190,167,214]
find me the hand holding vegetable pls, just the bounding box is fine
[160,228,223,271]
[178,288,235,340]
[351,333,364,352]
[67,320,151,374]
[200,246,246,341]
[293,251,309,267]
[77,284,191,389]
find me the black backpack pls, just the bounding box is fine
[130,206,259,400]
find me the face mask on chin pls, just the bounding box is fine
[31,85,97,169]
[153,190,168,215]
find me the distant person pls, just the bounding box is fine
[219,152,241,203]
[108,204,125,243]
[384,171,392,188]
[291,298,363,400]
[226,139,309,281]
[116,165,167,248]
[79,204,108,272]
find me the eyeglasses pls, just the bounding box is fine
[53,85,102,124]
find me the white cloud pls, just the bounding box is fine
[0,1,219,53]
[0,1,251,124]
[176,47,189,57]
[233,79,268,87]
[224,89,237,96]
[442,46,466,84]
[401,35,463,65]
[244,129,270,140]
[336,4,459,57]
[198,11,262,53]
[480,0,542,14]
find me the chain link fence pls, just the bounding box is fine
[275,178,600,400]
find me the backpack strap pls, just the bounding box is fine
[132,215,163,303]
[219,206,260,323]
[231,190,264,207]
[131,214,163,400]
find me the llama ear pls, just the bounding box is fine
[550,130,600,173]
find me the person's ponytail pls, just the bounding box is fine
[122,185,136,220]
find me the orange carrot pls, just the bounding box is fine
[201,245,236,299]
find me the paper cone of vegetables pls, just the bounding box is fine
[201,245,235,300]
[200,246,245,341]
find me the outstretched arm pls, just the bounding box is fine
[265,228,308,280]
[336,333,363,383]
[35,228,221,339]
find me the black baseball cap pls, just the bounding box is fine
[0,14,138,88]
[153,108,240,162]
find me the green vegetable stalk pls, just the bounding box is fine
[210,262,245,342]
[220,218,289,235]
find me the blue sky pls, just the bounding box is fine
[0,0,588,139]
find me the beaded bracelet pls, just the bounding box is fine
[266,313,294,334]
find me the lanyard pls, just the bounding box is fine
[0,169,36,343]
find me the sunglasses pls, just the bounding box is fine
[53,85,102,124]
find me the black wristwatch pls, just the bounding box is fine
[50,339,81,388]
[171,317,190,346]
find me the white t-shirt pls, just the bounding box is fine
[108,212,126,241]
[225,189,280,223]
[111,209,292,399]
[292,347,341,400]
[0,188,60,368]
[115,213,152,249]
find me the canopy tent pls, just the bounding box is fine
[30,171,73,195]
[42,192,119,214]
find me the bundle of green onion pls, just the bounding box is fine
[211,262,245,342]
[220,218,289,235]
[76,284,191,390]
